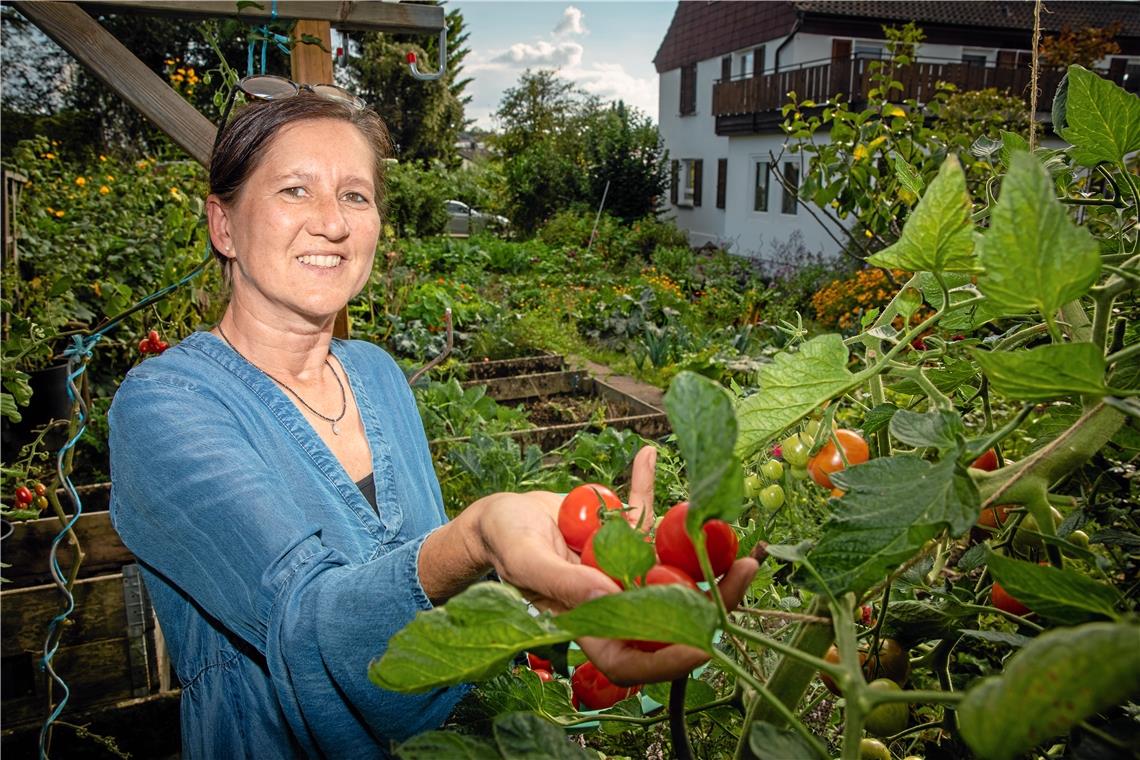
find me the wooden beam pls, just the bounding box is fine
[12,2,216,167]
[76,0,446,33]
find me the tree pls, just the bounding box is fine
[581,101,669,223]
[1040,23,1122,70]
[348,5,471,165]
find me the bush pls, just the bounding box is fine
[383,160,452,237]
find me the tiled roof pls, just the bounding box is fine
[654,0,1140,72]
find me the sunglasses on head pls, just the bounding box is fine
[213,75,365,151]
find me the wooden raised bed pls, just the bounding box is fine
[459,352,565,381]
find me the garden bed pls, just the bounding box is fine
[459,353,565,381]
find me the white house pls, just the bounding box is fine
[654,1,1140,260]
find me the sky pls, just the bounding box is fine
[450,1,676,130]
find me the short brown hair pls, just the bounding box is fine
[208,94,392,265]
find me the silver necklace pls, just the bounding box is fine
[216,324,348,435]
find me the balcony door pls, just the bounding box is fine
[830,39,852,99]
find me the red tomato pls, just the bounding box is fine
[533,669,553,682]
[807,429,870,490]
[631,564,698,652]
[655,502,738,580]
[33,482,47,496]
[570,661,639,711]
[558,484,621,553]
[971,449,999,471]
[991,581,1031,617]
[526,653,551,671]
[14,486,33,505]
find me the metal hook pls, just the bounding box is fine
[407,28,447,81]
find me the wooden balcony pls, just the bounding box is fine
[712,56,1123,134]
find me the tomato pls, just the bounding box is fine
[863,678,909,737]
[807,429,869,490]
[1012,508,1063,553]
[859,738,891,760]
[759,484,784,510]
[34,496,48,509]
[863,638,909,685]
[972,504,1013,542]
[579,531,622,586]
[761,460,784,481]
[532,669,553,682]
[527,653,552,671]
[1067,529,1090,549]
[830,488,845,499]
[148,330,160,344]
[789,465,809,481]
[744,474,764,499]
[971,448,999,471]
[991,581,1031,617]
[860,605,875,627]
[655,502,738,580]
[780,435,810,467]
[558,484,621,553]
[631,564,698,651]
[139,338,151,354]
[819,645,848,695]
[14,486,33,505]
[33,482,47,496]
[570,661,639,711]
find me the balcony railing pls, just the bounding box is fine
[712,55,1119,119]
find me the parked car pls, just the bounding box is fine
[445,200,509,236]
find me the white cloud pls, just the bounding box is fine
[553,6,587,37]
[490,40,584,67]
[564,62,657,120]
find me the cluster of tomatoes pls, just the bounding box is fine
[779,422,871,496]
[529,483,740,710]
[138,330,169,355]
[12,481,49,511]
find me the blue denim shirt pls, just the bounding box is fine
[108,331,466,758]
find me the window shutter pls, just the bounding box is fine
[680,64,697,115]
[754,47,765,77]
[716,158,727,209]
[692,160,703,208]
[670,160,679,205]
[721,56,732,82]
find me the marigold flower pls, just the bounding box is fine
[54,210,65,218]
[99,154,107,162]
[75,176,87,186]
[99,185,111,195]
[44,152,56,160]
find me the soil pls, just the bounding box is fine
[521,393,632,427]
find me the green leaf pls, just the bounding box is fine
[749,721,828,760]
[920,272,1004,330]
[999,130,1028,167]
[493,712,592,759]
[880,599,974,642]
[395,731,501,760]
[643,678,715,709]
[887,356,977,396]
[1057,64,1140,167]
[736,335,858,459]
[592,517,656,588]
[370,583,570,693]
[664,372,744,526]
[559,585,719,651]
[973,343,1108,401]
[868,155,978,272]
[977,152,1101,317]
[985,551,1119,624]
[468,671,575,724]
[804,456,979,597]
[862,403,898,436]
[892,152,925,196]
[888,409,966,452]
[957,629,1033,649]
[958,622,1140,760]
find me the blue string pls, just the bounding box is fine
[247,0,290,77]
[38,245,213,759]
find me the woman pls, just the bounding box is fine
[109,83,758,758]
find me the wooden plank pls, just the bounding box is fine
[2,574,130,656]
[3,510,133,588]
[12,2,215,166]
[292,19,334,85]
[77,0,446,33]
[461,370,585,403]
[1,637,147,726]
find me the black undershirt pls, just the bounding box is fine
[355,472,378,513]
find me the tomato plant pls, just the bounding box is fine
[807,429,869,489]
[630,564,698,651]
[557,483,621,553]
[991,581,1031,618]
[570,661,639,711]
[654,501,738,580]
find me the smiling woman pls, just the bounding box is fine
[106,88,760,758]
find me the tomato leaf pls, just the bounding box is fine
[887,409,965,452]
[880,599,974,642]
[887,355,978,396]
[736,335,858,459]
[977,152,1100,318]
[999,130,1028,167]
[395,731,501,759]
[958,622,1140,760]
[559,585,719,651]
[749,721,828,760]
[985,550,1119,624]
[803,456,979,597]
[972,343,1108,401]
[370,583,572,693]
[919,272,1004,330]
[867,155,978,273]
[592,517,656,588]
[468,671,575,724]
[1057,64,1140,167]
[493,712,592,758]
[664,372,744,526]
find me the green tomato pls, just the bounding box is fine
[862,679,909,738]
[803,418,822,441]
[744,474,764,499]
[759,484,785,510]
[761,459,784,481]
[859,738,891,760]
[1067,529,1089,549]
[781,435,810,467]
[790,465,810,481]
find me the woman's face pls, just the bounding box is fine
[209,118,380,325]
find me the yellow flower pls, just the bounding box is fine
[99,185,111,195]
[99,154,107,162]
[170,187,181,197]
[106,175,115,182]
[54,210,65,218]
[75,176,87,186]
[44,152,56,160]
[46,206,54,214]
[93,281,102,296]
[136,160,148,169]
[864,229,873,238]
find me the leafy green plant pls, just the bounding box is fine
[369,65,1140,760]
